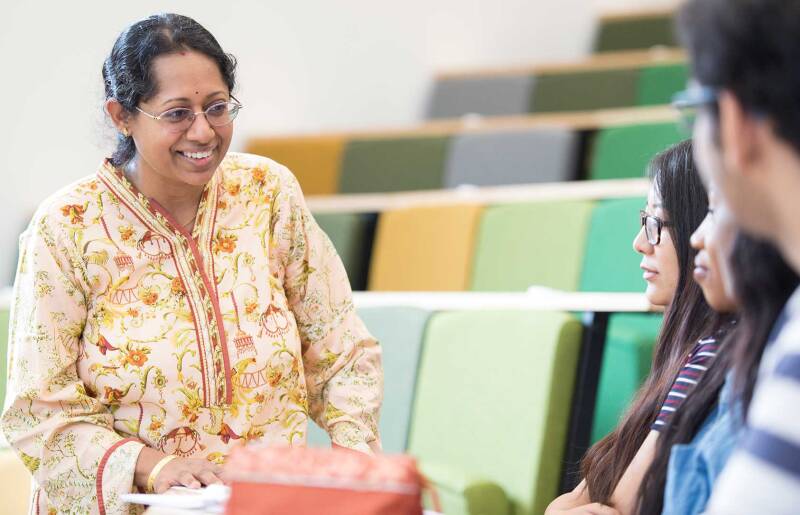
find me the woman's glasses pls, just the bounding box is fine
[136,99,243,133]
[640,210,673,246]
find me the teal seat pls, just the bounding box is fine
[591,313,662,442]
[306,307,430,453]
[313,212,376,291]
[408,310,583,515]
[529,68,640,113]
[579,198,663,443]
[589,122,684,180]
[637,63,689,106]
[594,14,677,52]
[470,201,595,292]
[338,136,451,193]
[579,198,647,293]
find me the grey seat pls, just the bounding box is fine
[443,128,579,187]
[426,75,535,119]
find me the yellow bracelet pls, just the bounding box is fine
[147,454,178,493]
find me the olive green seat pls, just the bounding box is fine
[595,14,677,52]
[314,212,376,291]
[529,68,640,113]
[470,201,595,292]
[637,63,689,106]
[338,136,451,193]
[589,122,684,180]
[306,307,430,454]
[408,310,583,515]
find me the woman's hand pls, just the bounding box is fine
[135,446,225,493]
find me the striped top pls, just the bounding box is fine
[652,334,722,431]
[707,287,800,514]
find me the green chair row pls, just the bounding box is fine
[594,11,677,53]
[248,119,681,200]
[427,62,687,119]
[308,306,584,515]
[317,196,661,446]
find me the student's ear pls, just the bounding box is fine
[718,90,762,178]
[105,98,131,134]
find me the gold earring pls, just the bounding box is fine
[122,128,130,137]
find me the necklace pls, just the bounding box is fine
[179,204,200,232]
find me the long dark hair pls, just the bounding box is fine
[580,139,723,503]
[103,13,237,167]
[636,233,799,513]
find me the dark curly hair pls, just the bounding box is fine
[103,13,237,167]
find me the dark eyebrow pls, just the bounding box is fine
[159,91,228,107]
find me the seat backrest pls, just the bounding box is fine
[338,136,451,194]
[443,128,578,188]
[592,312,662,442]
[470,200,595,292]
[244,136,345,196]
[594,14,677,52]
[306,307,430,453]
[588,122,683,180]
[529,68,640,113]
[636,63,689,106]
[426,75,536,119]
[314,212,377,291]
[408,310,583,515]
[368,204,484,291]
[579,197,648,293]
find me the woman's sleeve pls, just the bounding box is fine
[1,213,144,514]
[270,167,383,454]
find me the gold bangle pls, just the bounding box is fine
[147,454,178,493]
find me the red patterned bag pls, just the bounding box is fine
[224,446,438,515]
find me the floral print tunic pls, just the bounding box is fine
[1,152,383,514]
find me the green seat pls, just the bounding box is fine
[637,63,689,106]
[338,136,451,193]
[306,307,430,453]
[470,201,595,292]
[408,310,583,515]
[529,68,640,113]
[578,199,663,442]
[580,198,647,293]
[0,307,8,407]
[595,14,677,52]
[591,313,662,442]
[314,212,376,291]
[589,122,683,180]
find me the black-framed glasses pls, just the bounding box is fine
[136,98,243,133]
[640,210,673,246]
[672,86,718,132]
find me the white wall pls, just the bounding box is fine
[0,0,667,285]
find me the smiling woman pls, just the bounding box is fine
[0,13,382,515]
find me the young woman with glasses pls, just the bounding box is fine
[1,14,382,514]
[547,139,733,515]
